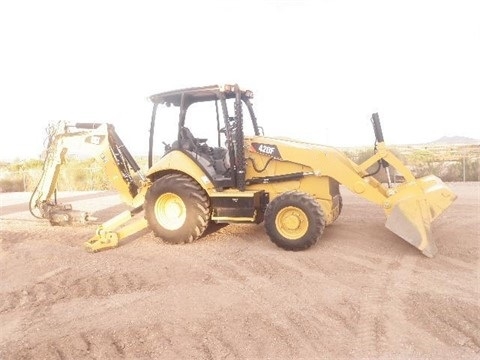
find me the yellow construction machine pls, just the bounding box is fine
[31,84,456,257]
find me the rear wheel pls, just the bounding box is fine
[265,191,325,251]
[144,173,210,244]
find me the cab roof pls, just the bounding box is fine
[149,84,253,107]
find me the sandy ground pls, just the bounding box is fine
[0,183,478,359]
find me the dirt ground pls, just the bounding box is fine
[0,182,478,359]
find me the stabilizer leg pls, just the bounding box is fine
[84,209,148,252]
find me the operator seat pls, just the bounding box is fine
[178,127,198,151]
[177,127,231,181]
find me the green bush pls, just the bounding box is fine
[0,157,114,193]
[56,159,112,191]
[0,176,25,192]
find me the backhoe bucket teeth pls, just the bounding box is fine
[385,175,457,257]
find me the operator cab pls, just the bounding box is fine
[149,84,261,190]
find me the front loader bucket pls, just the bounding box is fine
[385,175,457,257]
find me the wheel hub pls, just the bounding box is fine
[276,206,308,240]
[283,214,301,230]
[155,192,186,230]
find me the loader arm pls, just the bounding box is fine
[246,118,456,258]
[30,122,146,225]
[322,142,456,257]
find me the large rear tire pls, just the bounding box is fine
[265,191,325,251]
[144,173,210,244]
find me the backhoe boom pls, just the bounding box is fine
[30,122,145,226]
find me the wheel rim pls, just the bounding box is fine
[275,206,309,240]
[154,192,186,230]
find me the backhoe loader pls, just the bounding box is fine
[31,84,456,257]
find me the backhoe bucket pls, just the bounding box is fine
[385,175,457,257]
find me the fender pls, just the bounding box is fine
[147,150,216,192]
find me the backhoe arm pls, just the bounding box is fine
[30,122,146,225]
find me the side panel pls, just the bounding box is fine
[245,136,388,206]
[244,143,340,224]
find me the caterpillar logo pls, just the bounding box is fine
[251,142,282,159]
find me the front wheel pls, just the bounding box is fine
[264,191,325,251]
[144,173,210,244]
[331,195,343,224]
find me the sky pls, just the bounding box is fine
[0,0,479,161]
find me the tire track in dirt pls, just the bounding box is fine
[405,291,480,353]
[355,269,391,356]
[4,321,236,360]
[6,330,139,360]
[351,250,475,358]
[0,269,150,314]
[197,242,380,354]
[196,250,363,355]
[170,248,360,356]
[344,249,417,357]
[5,315,253,359]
